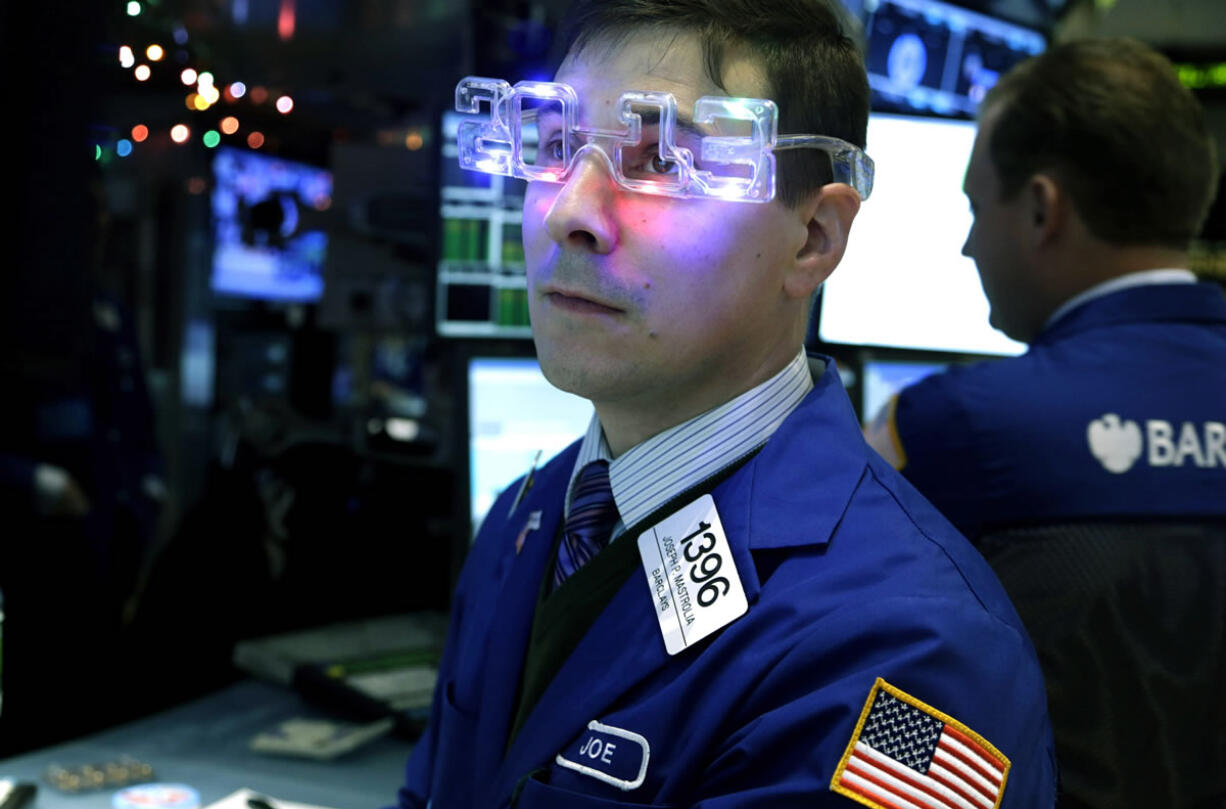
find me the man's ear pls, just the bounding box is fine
[784,183,861,300]
[1027,173,1064,248]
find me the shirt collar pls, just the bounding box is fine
[568,348,815,534]
[1044,268,1197,330]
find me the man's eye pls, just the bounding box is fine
[647,149,678,175]
[536,137,565,165]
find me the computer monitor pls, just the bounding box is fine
[860,357,948,424]
[437,110,532,338]
[862,0,1046,116]
[466,356,594,535]
[210,146,333,303]
[817,112,1026,357]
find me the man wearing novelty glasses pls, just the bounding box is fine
[394,1,1057,807]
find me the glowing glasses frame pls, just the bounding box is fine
[454,77,874,203]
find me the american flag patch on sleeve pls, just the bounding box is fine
[830,678,1010,809]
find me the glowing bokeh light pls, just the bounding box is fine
[277,0,296,40]
[198,71,215,88]
[116,139,133,157]
[200,85,220,104]
[203,130,221,148]
[180,67,197,85]
[185,93,198,110]
[405,131,424,151]
[228,81,247,99]
[173,26,188,45]
[193,94,210,111]
[134,64,151,81]
[385,419,419,442]
[275,95,293,114]
[246,131,265,149]
[250,86,268,104]
[220,116,240,135]
[131,124,149,142]
[127,1,141,16]
[95,145,102,160]
[146,44,164,61]
[170,124,190,143]
[119,46,135,68]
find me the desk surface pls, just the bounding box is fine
[0,680,413,809]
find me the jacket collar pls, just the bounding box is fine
[1038,282,1226,345]
[736,354,869,552]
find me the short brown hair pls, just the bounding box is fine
[557,0,870,208]
[983,37,1218,249]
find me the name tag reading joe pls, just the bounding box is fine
[637,494,747,655]
[555,721,651,791]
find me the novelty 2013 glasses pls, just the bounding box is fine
[454,77,874,204]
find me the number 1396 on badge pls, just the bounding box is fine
[637,494,748,655]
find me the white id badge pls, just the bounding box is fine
[636,494,748,655]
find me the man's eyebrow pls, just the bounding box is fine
[528,104,710,138]
[633,108,708,138]
[528,107,562,124]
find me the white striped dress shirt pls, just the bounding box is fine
[566,349,816,539]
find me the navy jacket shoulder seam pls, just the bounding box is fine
[863,461,1021,638]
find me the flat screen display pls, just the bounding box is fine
[437,110,532,338]
[818,113,1026,357]
[210,146,333,302]
[863,0,1046,116]
[467,356,594,535]
[860,357,948,423]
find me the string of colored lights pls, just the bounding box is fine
[101,0,294,162]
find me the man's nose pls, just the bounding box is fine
[542,146,620,253]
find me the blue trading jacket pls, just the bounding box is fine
[894,282,1226,541]
[396,357,1056,808]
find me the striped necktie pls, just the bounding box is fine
[552,460,619,590]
